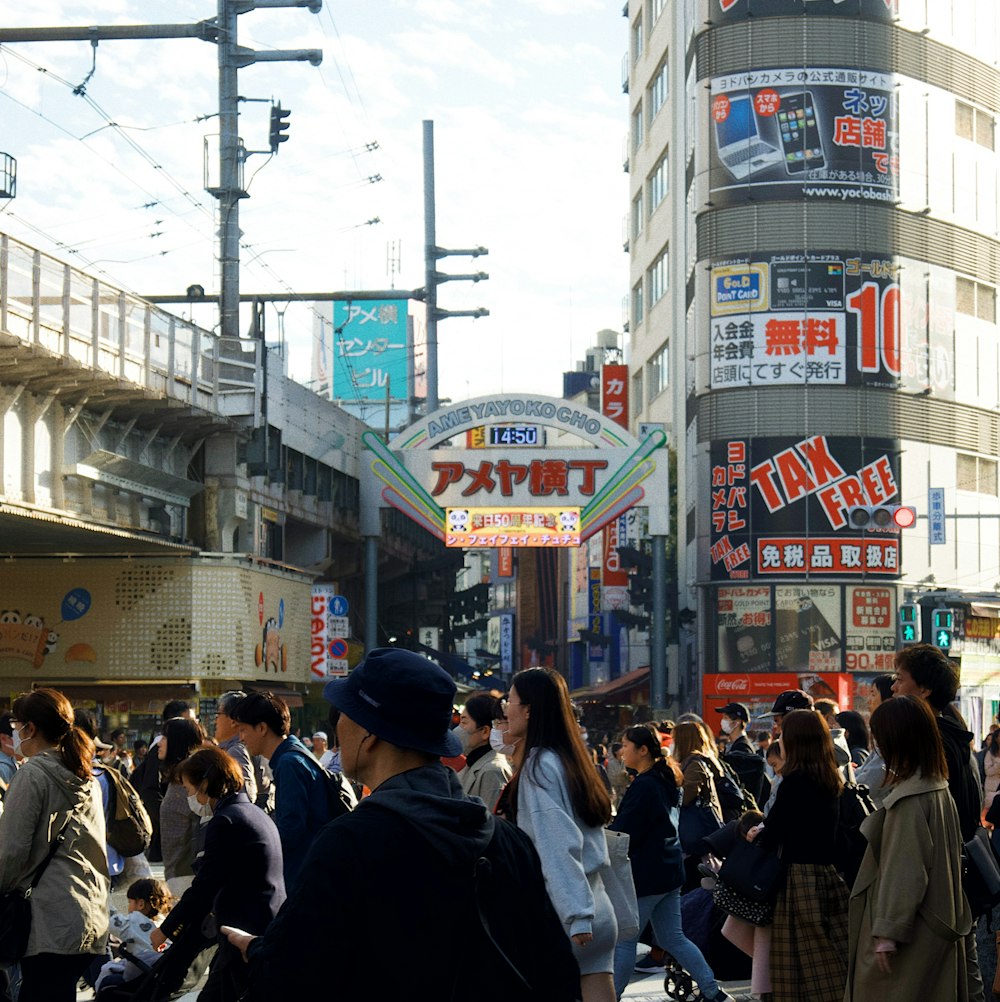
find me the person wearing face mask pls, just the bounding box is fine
[714,703,754,756]
[150,746,284,1002]
[455,694,512,812]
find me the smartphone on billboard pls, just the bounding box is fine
[777,92,825,174]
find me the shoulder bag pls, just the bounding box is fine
[679,795,724,855]
[717,835,785,904]
[0,812,75,963]
[603,829,640,940]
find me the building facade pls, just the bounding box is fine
[626,0,1000,726]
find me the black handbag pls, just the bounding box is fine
[717,836,785,904]
[0,813,74,964]
[679,797,724,855]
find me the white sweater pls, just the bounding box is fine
[515,748,609,937]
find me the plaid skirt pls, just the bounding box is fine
[769,862,849,1002]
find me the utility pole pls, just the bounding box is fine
[0,1,322,342]
[421,120,489,413]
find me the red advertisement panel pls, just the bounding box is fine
[702,671,853,726]
[755,536,898,574]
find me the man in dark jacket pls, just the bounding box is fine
[222,648,579,1001]
[229,691,333,890]
[892,642,985,1002]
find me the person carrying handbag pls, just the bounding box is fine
[609,724,734,1002]
[672,722,725,865]
[0,689,109,1002]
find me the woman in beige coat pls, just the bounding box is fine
[846,694,972,1002]
[0,688,109,1002]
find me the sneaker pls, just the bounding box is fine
[634,953,666,973]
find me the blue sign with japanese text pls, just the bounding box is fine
[332,300,409,402]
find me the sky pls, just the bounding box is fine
[0,0,629,407]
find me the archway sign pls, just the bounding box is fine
[359,394,670,682]
[359,393,669,541]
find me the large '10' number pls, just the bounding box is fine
[847,282,901,376]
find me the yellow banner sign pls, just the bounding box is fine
[445,507,581,547]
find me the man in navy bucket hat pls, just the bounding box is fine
[223,648,579,1000]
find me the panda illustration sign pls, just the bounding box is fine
[445,507,581,548]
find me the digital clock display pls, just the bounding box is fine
[489,425,541,447]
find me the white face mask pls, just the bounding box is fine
[489,727,517,757]
[187,794,213,818]
[10,725,23,756]
[452,725,471,754]
[720,719,736,735]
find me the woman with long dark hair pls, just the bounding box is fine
[751,709,849,1002]
[503,667,616,1002]
[0,689,109,1002]
[609,724,734,1002]
[157,716,206,896]
[846,695,971,1001]
[835,710,871,767]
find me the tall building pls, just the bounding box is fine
[626,0,1000,724]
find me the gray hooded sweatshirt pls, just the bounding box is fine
[0,747,110,956]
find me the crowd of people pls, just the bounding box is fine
[0,641,993,1001]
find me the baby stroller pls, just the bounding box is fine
[94,923,216,1002]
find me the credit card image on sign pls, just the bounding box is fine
[715,94,784,180]
[777,92,825,174]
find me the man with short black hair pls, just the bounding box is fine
[221,647,580,1000]
[230,691,332,888]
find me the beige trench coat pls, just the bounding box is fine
[845,772,972,1002]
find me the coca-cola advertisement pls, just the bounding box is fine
[702,671,852,726]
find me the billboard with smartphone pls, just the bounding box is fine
[709,69,898,208]
[709,0,897,23]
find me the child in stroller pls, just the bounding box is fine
[96,878,173,993]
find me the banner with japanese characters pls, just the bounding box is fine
[844,585,897,673]
[707,0,896,23]
[331,299,410,402]
[709,435,902,580]
[708,69,898,208]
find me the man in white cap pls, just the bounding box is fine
[222,647,580,1000]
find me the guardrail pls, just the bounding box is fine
[0,233,259,415]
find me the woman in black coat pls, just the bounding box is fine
[150,746,285,1002]
[608,724,732,1002]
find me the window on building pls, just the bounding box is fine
[957,276,996,322]
[648,58,668,122]
[647,341,669,398]
[648,246,668,306]
[632,370,644,416]
[632,103,644,152]
[632,281,644,327]
[632,192,643,240]
[958,453,998,495]
[650,0,667,25]
[956,99,995,150]
[649,151,668,214]
[632,15,643,63]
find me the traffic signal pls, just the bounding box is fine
[898,603,919,645]
[269,104,292,153]
[932,607,954,651]
[847,504,917,530]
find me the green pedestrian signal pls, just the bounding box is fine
[901,623,918,643]
[898,603,920,645]
[932,608,954,651]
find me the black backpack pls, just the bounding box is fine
[97,765,153,857]
[323,769,357,820]
[723,750,771,812]
[834,781,877,885]
[706,756,758,821]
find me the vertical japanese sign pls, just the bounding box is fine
[498,613,514,673]
[332,299,410,401]
[709,69,898,208]
[844,585,897,672]
[588,566,604,661]
[928,487,946,544]
[601,364,630,594]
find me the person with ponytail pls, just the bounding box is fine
[0,688,109,1002]
[502,667,617,1002]
[150,745,285,1002]
[609,724,735,1002]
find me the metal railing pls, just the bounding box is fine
[0,233,259,415]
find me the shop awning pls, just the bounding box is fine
[571,667,651,702]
